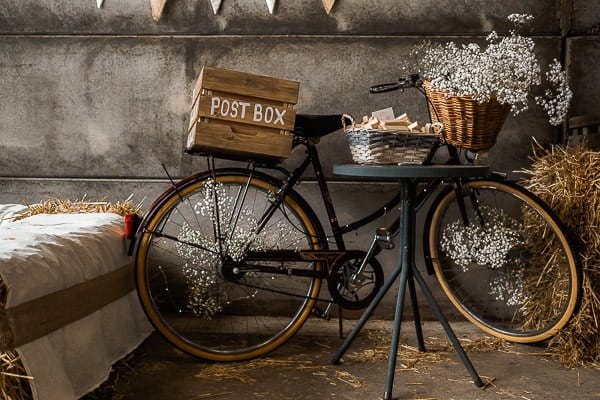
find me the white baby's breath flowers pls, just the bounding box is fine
[440,205,527,306]
[535,59,573,125]
[412,14,571,125]
[173,179,305,317]
[507,13,535,27]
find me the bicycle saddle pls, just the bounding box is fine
[292,114,345,138]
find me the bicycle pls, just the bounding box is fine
[131,76,582,362]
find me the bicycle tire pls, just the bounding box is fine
[135,169,326,361]
[425,179,581,343]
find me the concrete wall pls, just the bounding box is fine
[1,0,597,318]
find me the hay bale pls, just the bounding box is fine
[1,196,142,399]
[521,145,600,367]
[0,351,33,400]
[14,197,142,221]
[0,282,32,399]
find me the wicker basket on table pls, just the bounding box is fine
[344,115,442,165]
[423,80,510,152]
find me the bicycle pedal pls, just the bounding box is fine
[375,227,394,250]
[312,306,332,320]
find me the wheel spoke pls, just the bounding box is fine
[135,173,323,360]
[224,171,253,254]
[146,229,218,255]
[428,180,580,343]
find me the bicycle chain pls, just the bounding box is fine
[233,278,334,304]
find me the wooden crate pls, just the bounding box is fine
[566,114,600,149]
[186,66,300,160]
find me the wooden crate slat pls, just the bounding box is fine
[196,66,299,104]
[187,121,293,159]
[189,92,297,133]
[192,67,206,103]
[189,97,200,131]
[191,88,292,115]
[568,114,600,129]
[195,94,296,131]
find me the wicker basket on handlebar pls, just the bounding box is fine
[344,115,441,165]
[423,81,510,152]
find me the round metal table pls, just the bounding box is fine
[331,164,489,400]
[333,164,489,179]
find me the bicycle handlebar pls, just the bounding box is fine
[369,82,404,93]
[369,74,422,94]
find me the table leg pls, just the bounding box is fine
[411,266,484,387]
[383,179,413,400]
[331,256,405,365]
[331,181,412,366]
[333,177,482,400]
[408,268,426,352]
[383,257,409,400]
[407,180,426,352]
[338,304,344,339]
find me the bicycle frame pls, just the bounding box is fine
[298,139,443,245]
[238,137,447,279]
[131,136,481,283]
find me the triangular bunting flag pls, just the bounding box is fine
[96,0,105,8]
[266,0,276,14]
[150,0,168,21]
[210,0,223,15]
[322,0,336,14]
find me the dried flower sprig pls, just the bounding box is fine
[507,13,535,28]
[535,59,573,125]
[410,14,571,125]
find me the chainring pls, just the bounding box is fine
[327,252,384,310]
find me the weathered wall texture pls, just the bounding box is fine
[0,0,597,317]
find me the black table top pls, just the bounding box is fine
[333,164,490,179]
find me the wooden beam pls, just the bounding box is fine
[559,0,573,37]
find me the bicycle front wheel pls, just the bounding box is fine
[426,179,581,343]
[136,170,325,361]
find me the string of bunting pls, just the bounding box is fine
[96,0,338,19]
[150,0,168,21]
[210,0,338,15]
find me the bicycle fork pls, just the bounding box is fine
[454,179,486,228]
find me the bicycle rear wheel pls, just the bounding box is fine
[135,169,325,361]
[426,179,581,343]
